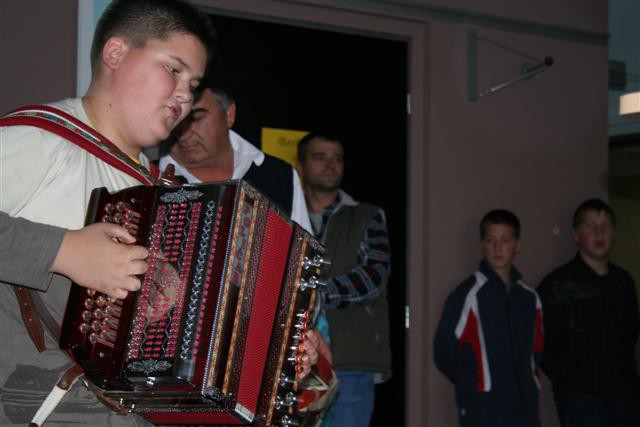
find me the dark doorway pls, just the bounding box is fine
[206,13,408,426]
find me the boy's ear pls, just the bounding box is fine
[515,238,523,254]
[102,37,129,71]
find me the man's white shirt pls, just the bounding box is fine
[159,130,312,233]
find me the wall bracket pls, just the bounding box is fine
[468,30,553,102]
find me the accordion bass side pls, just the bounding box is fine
[59,180,329,426]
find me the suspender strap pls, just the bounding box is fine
[2,104,160,422]
[0,104,156,185]
[1,104,156,352]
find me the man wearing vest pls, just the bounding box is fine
[158,82,312,233]
[296,132,392,427]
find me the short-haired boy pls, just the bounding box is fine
[0,1,214,425]
[434,209,544,427]
[537,199,640,427]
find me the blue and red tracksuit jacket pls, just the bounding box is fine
[434,260,544,414]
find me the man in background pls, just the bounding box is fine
[159,82,311,232]
[296,132,392,427]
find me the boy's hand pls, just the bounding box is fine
[52,222,148,299]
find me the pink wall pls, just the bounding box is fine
[1,1,609,426]
[423,0,607,32]
[424,20,608,426]
[0,0,76,114]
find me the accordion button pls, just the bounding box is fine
[279,373,295,387]
[102,330,116,342]
[104,318,118,329]
[279,415,301,426]
[106,305,121,317]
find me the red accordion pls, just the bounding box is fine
[60,180,329,426]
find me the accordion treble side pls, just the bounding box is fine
[59,180,327,426]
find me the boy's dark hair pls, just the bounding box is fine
[296,132,343,164]
[90,0,216,76]
[479,209,521,239]
[572,198,616,229]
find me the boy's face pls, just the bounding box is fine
[480,223,521,273]
[571,209,615,263]
[297,138,344,193]
[105,32,207,156]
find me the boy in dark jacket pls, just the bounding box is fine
[537,198,640,427]
[434,209,544,427]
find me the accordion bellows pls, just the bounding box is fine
[60,180,326,426]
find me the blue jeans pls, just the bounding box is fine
[325,371,375,427]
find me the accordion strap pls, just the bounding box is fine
[17,287,127,426]
[2,103,157,353]
[0,104,155,185]
[14,287,47,352]
[29,364,84,427]
[13,286,61,353]
[28,362,127,426]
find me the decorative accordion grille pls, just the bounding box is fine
[237,211,293,413]
[59,181,327,426]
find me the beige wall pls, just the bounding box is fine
[1,1,609,426]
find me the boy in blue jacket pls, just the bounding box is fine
[434,209,544,427]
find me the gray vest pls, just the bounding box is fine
[322,203,392,381]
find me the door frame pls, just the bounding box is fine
[190,1,429,424]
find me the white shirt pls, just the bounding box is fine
[0,97,150,230]
[159,129,312,233]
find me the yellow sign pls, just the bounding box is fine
[261,127,309,167]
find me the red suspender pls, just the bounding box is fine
[0,104,156,185]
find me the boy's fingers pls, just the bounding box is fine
[104,223,136,244]
[125,275,143,291]
[109,288,128,301]
[129,259,149,276]
[129,245,149,260]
